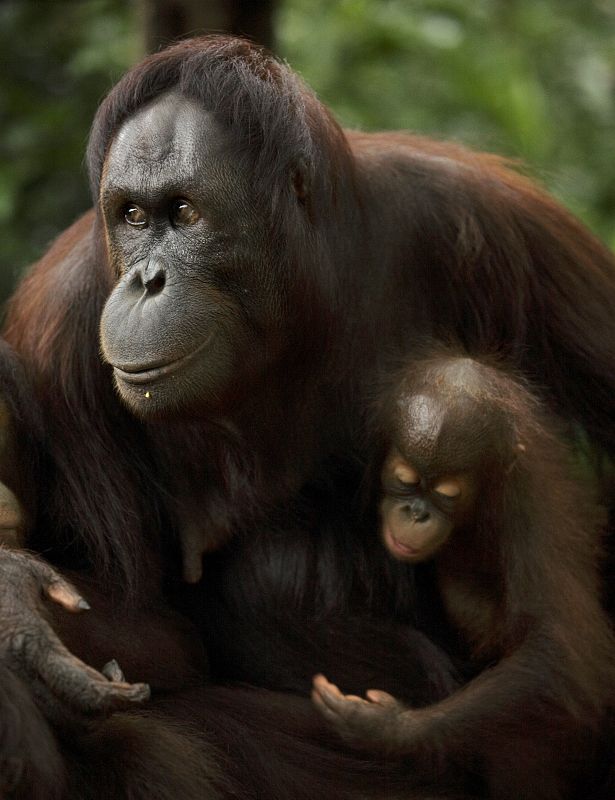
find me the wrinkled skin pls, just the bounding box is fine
[0,547,149,730]
[100,93,285,419]
[99,92,312,583]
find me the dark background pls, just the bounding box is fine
[1,0,614,305]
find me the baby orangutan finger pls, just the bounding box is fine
[311,688,341,727]
[312,674,363,723]
[312,675,346,709]
[366,689,398,707]
[313,674,342,696]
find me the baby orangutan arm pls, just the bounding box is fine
[312,638,568,758]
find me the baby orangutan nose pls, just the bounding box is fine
[402,498,430,523]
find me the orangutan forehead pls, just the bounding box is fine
[101,93,230,193]
[395,393,441,461]
[393,388,497,477]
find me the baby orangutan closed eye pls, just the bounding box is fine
[312,354,615,800]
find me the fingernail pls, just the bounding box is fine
[77,598,91,610]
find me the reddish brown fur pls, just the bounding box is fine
[1,35,615,799]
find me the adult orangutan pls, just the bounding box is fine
[1,35,614,798]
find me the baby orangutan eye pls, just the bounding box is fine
[392,461,420,486]
[433,479,462,499]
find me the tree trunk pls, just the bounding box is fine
[139,0,277,53]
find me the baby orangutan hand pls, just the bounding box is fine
[312,674,413,755]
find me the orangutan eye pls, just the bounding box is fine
[124,205,148,227]
[171,199,200,226]
[393,462,420,487]
[434,480,462,499]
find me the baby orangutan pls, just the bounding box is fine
[313,355,615,799]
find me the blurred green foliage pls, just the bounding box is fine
[1,0,614,304]
[278,0,615,246]
[0,0,139,299]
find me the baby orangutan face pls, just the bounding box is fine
[380,451,468,563]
